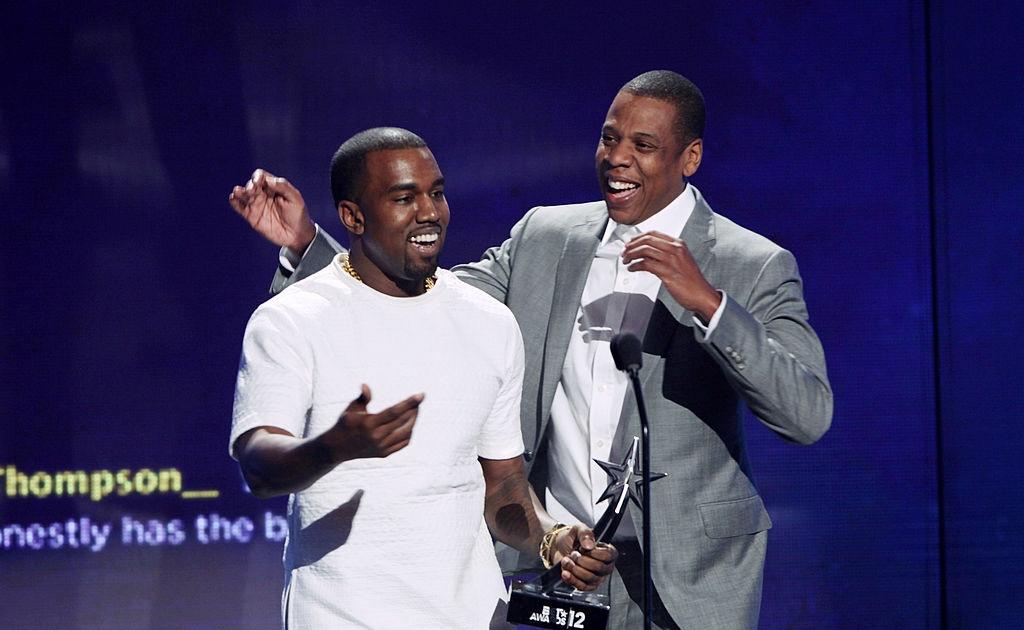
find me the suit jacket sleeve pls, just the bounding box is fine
[268,227,346,294]
[450,207,541,302]
[699,247,833,444]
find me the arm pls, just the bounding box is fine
[228,168,346,294]
[623,231,832,444]
[480,455,616,591]
[451,206,542,302]
[233,385,421,498]
[701,249,832,443]
[269,227,346,294]
[475,309,616,589]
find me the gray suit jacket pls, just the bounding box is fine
[272,189,833,628]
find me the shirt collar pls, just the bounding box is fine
[600,183,695,245]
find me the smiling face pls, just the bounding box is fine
[340,147,449,296]
[595,91,702,225]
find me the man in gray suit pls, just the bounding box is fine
[230,71,832,629]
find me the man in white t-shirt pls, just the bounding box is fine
[230,127,616,629]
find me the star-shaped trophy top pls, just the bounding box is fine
[594,436,667,512]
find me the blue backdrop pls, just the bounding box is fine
[2,2,1021,628]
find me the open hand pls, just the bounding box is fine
[322,385,422,462]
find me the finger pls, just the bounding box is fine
[365,407,419,446]
[560,572,591,591]
[376,408,418,448]
[375,408,418,447]
[563,552,601,584]
[621,243,670,264]
[575,527,596,551]
[640,229,677,241]
[625,259,673,279]
[624,231,677,246]
[367,393,425,425]
[250,169,276,196]
[263,174,297,198]
[232,185,254,204]
[377,413,417,452]
[584,542,618,563]
[380,436,412,457]
[625,230,677,246]
[228,192,244,214]
[623,234,680,255]
[251,168,270,185]
[573,549,616,576]
[559,555,599,591]
[343,384,372,415]
[245,169,265,192]
[229,186,253,211]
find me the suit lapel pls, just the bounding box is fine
[535,209,607,449]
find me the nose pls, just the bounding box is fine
[415,194,440,222]
[603,141,632,168]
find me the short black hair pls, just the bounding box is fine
[621,70,706,147]
[330,127,427,206]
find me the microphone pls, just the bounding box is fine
[610,333,643,374]
[610,331,654,629]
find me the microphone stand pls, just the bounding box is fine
[625,364,653,630]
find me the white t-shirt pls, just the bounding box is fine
[232,257,525,629]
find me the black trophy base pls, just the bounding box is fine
[507,579,610,629]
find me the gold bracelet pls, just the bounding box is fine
[539,523,572,569]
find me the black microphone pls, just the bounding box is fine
[610,333,643,374]
[611,331,654,630]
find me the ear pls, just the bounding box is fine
[339,200,364,235]
[681,138,703,178]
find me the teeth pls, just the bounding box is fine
[409,233,438,244]
[608,180,638,191]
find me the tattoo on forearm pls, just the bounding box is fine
[486,471,539,550]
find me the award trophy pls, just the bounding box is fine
[506,436,665,630]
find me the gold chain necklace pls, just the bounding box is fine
[341,254,435,291]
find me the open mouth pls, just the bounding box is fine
[407,231,441,254]
[605,177,640,204]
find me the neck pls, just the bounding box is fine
[347,243,429,298]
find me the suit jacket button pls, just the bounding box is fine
[524,450,534,462]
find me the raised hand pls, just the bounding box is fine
[229,168,316,253]
[621,230,722,323]
[321,385,422,462]
[551,525,618,591]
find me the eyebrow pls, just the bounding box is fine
[602,125,660,142]
[632,131,659,141]
[385,177,445,194]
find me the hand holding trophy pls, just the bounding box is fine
[507,436,664,629]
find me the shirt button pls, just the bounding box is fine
[596,440,605,448]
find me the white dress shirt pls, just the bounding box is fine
[544,184,727,536]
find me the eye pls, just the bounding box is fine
[636,142,655,151]
[393,194,414,204]
[600,133,617,146]
[430,189,446,199]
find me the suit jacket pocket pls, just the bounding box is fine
[698,495,773,539]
